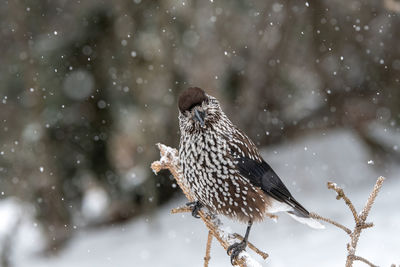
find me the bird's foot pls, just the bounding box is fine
[227,240,247,265]
[186,201,203,218]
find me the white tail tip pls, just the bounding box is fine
[287,213,325,229]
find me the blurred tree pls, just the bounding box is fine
[0,0,399,256]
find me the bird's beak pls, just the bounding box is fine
[193,108,205,126]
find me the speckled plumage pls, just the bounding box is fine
[178,87,323,229]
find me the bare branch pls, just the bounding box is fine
[204,231,213,267]
[350,255,379,267]
[152,143,267,267]
[327,182,360,224]
[309,212,351,235]
[313,177,385,267]
[345,177,385,267]
[359,177,385,222]
[233,234,269,260]
[172,205,269,261]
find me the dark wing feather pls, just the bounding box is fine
[236,157,309,217]
[226,126,309,217]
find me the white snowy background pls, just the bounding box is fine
[3,129,399,267]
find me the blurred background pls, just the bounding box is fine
[0,0,399,266]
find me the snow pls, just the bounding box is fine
[239,253,262,267]
[0,198,45,261]
[0,199,21,237]
[7,129,400,267]
[81,186,110,223]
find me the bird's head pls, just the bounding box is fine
[178,87,222,131]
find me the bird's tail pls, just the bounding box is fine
[268,199,325,229]
[287,210,325,229]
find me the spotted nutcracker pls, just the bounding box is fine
[178,87,324,264]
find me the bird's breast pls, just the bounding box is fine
[179,130,270,223]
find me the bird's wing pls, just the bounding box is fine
[228,128,309,217]
[236,157,309,217]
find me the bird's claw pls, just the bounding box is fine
[186,201,203,218]
[227,241,247,265]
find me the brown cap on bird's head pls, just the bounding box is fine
[178,87,207,113]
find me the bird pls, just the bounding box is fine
[177,87,324,264]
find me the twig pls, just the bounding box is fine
[327,182,360,224]
[309,212,351,234]
[359,177,384,222]
[345,177,385,267]
[204,231,213,267]
[152,143,268,267]
[350,255,378,267]
[172,206,268,260]
[312,177,385,267]
[233,234,269,260]
[171,206,193,214]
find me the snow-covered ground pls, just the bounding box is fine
[6,129,400,267]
